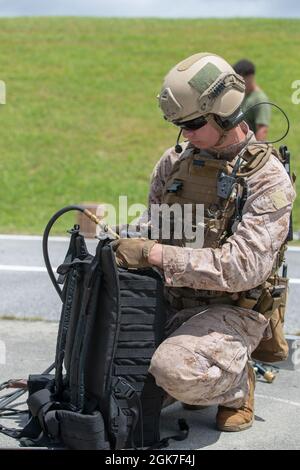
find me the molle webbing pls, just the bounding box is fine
[24,235,167,450]
[160,142,277,308]
[161,151,237,249]
[84,245,166,448]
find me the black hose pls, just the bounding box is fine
[0,362,55,410]
[246,101,290,144]
[0,206,88,414]
[42,205,85,300]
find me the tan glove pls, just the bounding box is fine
[111,238,157,269]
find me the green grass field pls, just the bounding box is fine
[0,17,299,234]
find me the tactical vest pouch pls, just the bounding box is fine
[251,276,289,362]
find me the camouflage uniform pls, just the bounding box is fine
[148,127,296,407]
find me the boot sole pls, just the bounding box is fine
[217,417,254,432]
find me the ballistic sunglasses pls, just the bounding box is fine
[174,115,208,131]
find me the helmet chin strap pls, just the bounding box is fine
[206,114,229,147]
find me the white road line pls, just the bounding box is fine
[0,234,299,249]
[0,264,300,283]
[0,234,70,242]
[256,394,300,408]
[0,264,300,280]
[0,265,56,273]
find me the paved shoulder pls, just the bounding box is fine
[0,320,299,450]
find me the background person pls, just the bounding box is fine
[233,59,270,141]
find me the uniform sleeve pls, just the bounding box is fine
[255,101,271,127]
[252,91,271,127]
[147,146,180,205]
[162,156,296,292]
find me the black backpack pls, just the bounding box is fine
[0,208,188,449]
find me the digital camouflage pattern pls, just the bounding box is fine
[147,127,296,407]
[149,304,268,407]
[161,148,295,292]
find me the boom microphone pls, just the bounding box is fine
[175,129,183,153]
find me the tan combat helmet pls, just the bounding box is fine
[158,52,245,126]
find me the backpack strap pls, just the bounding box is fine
[68,241,104,411]
[111,377,143,450]
[237,143,275,177]
[54,228,92,398]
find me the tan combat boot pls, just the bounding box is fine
[216,364,256,432]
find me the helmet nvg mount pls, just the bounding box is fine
[158,52,245,130]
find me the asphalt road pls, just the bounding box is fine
[0,234,300,334]
[0,319,299,450]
